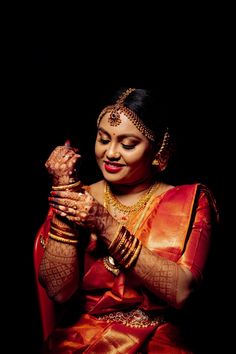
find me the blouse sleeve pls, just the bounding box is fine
[177,187,218,282]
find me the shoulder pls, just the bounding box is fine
[161,183,200,203]
[164,183,213,198]
[160,183,213,207]
[163,183,218,220]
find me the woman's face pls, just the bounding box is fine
[95,111,154,185]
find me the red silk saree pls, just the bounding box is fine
[41,184,217,353]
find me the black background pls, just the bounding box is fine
[6,7,230,353]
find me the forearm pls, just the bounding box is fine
[133,246,194,308]
[38,215,80,303]
[86,205,194,308]
[105,223,194,309]
[84,201,119,247]
[48,191,194,308]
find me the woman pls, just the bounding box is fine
[38,88,218,353]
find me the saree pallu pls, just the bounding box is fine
[42,184,217,353]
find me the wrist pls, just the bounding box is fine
[52,180,83,192]
[52,175,78,186]
[49,215,79,245]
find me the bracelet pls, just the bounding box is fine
[52,180,82,191]
[50,220,76,233]
[50,225,77,238]
[48,232,79,245]
[108,225,142,270]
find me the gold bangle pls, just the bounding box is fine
[116,235,134,263]
[125,241,142,269]
[108,224,124,252]
[50,225,77,237]
[48,232,79,244]
[52,180,82,191]
[51,220,76,233]
[121,237,138,264]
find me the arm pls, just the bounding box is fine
[38,142,82,303]
[38,214,80,303]
[133,189,214,308]
[49,189,215,308]
[40,194,118,303]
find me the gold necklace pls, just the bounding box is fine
[103,181,160,276]
[104,181,160,214]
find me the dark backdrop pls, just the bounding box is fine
[8,16,230,353]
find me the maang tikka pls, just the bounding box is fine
[97,88,155,142]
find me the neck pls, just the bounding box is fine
[107,176,157,196]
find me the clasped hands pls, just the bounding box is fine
[48,190,95,227]
[46,142,105,232]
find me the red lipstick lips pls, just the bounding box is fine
[104,162,123,173]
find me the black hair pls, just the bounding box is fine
[110,87,169,145]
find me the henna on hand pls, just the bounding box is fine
[134,247,178,306]
[49,190,118,246]
[39,239,79,301]
[133,246,193,308]
[45,144,81,186]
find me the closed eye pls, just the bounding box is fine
[98,138,110,144]
[122,144,136,150]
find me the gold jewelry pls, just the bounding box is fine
[108,225,126,253]
[103,181,159,276]
[48,232,79,244]
[97,88,155,141]
[50,225,77,238]
[104,181,160,214]
[52,180,82,191]
[103,256,121,276]
[124,241,142,269]
[152,130,171,172]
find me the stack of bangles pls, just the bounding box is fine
[49,221,79,245]
[109,225,142,270]
[49,180,83,245]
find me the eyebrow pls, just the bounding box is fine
[98,127,141,140]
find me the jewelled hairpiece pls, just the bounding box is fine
[97,88,155,141]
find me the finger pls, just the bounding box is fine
[49,197,78,210]
[64,139,71,147]
[51,190,86,200]
[67,156,81,169]
[50,202,77,215]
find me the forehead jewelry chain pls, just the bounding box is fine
[97,88,155,141]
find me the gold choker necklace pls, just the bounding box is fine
[104,181,160,214]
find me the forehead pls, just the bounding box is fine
[98,111,147,139]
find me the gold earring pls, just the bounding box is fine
[152,158,159,166]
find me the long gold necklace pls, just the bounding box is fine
[104,181,160,214]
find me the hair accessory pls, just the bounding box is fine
[97,88,155,141]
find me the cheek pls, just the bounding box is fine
[95,142,103,159]
[125,148,151,166]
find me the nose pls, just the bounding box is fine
[106,145,121,160]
